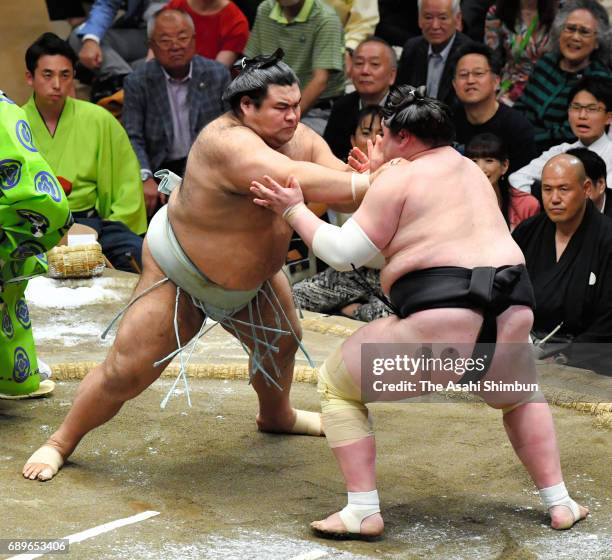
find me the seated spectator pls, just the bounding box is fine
[124,9,230,216]
[164,0,249,67]
[513,0,612,152]
[485,0,556,105]
[245,0,345,136]
[292,106,388,323]
[465,133,539,230]
[324,36,396,161]
[350,105,383,153]
[69,0,164,101]
[396,0,471,110]
[23,33,146,272]
[323,0,379,69]
[452,42,537,172]
[566,147,612,218]
[375,0,420,47]
[513,153,612,374]
[510,77,612,194]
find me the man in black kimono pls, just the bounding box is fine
[513,153,612,374]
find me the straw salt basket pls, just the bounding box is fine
[47,243,105,279]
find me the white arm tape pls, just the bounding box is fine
[312,217,380,272]
[351,172,369,202]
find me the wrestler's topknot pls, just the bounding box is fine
[382,85,455,148]
[223,49,299,115]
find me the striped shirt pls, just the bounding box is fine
[514,52,612,152]
[245,0,345,100]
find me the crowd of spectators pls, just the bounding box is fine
[26,0,612,373]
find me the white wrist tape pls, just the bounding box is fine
[351,172,369,202]
[339,490,380,533]
[282,202,307,223]
[312,217,380,272]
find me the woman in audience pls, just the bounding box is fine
[465,133,540,230]
[514,0,612,152]
[165,0,249,66]
[485,0,557,105]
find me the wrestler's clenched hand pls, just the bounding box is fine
[251,175,304,216]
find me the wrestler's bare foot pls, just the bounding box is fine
[256,408,323,436]
[22,438,69,481]
[550,503,589,530]
[311,511,384,540]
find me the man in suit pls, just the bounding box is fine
[123,9,231,216]
[69,0,165,99]
[396,0,470,110]
[324,36,396,161]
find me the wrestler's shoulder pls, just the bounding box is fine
[197,114,235,137]
[370,158,412,185]
[279,123,321,158]
[292,122,320,146]
[194,114,263,154]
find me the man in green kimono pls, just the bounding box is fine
[22,33,147,273]
[0,90,72,397]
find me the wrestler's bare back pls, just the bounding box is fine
[340,146,533,378]
[168,114,322,290]
[358,146,526,294]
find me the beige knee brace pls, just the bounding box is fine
[318,346,373,447]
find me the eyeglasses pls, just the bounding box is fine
[568,102,606,114]
[562,23,597,38]
[455,69,491,80]
[153,34,193,50]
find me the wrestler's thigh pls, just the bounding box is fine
[495,305,534,342]
[105,240,204,385]
[221,270,302,355]
[341,309,483,387]
[480,305,537,409]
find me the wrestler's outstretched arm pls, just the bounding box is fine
[251,164,406,271]
[222,127,370,206]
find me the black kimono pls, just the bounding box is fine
[512,201,612,374]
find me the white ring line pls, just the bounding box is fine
[288,550,328,560]
[7,510,160,560]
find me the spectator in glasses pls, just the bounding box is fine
[514,0,612,152]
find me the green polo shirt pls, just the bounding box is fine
[246,0,345,100]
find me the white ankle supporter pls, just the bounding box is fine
[539,482,580,520]
[339,490,380,533]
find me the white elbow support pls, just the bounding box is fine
[312,218,380,272]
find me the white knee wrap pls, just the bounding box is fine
[339,490,381,533]
[318,349,373,446]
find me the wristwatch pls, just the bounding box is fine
[140,169,153,182]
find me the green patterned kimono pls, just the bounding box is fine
[0,91,72,395]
